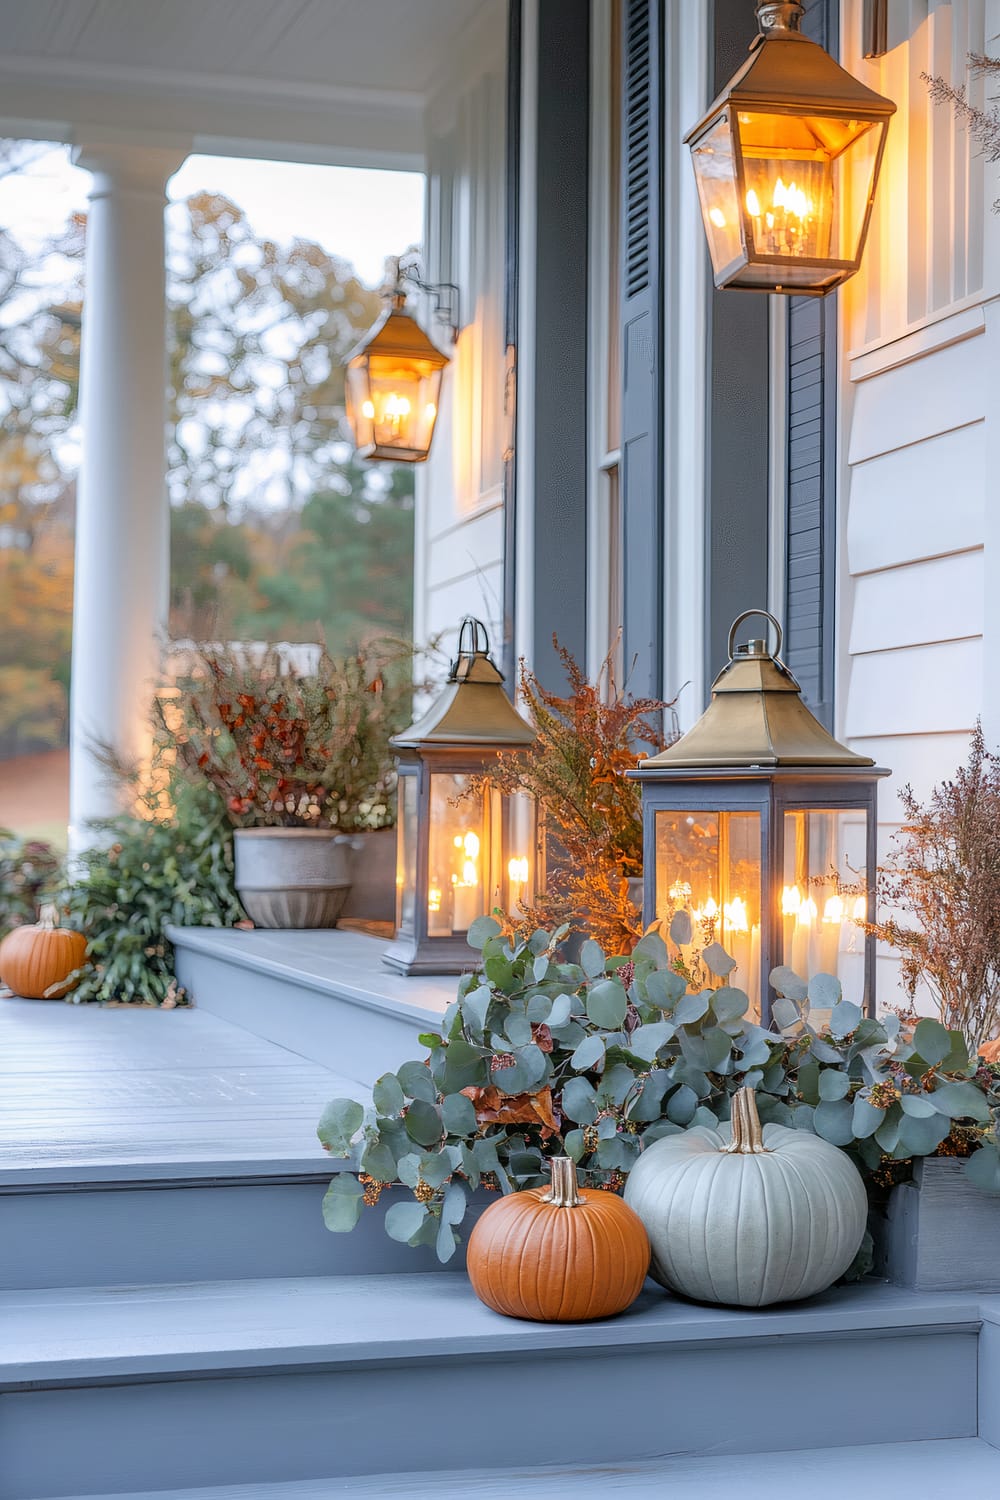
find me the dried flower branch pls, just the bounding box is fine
[871,724,1000,1050]
[923,51,1000,211]
[474,640,675,951]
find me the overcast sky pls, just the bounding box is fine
[0,144,425,286]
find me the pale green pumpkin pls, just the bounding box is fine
[624,1087,868,1307]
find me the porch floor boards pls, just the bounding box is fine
[0,995,359,1186]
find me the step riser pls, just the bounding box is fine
[2,1182,475,1289]
[1,1329,979,1499]
[173,944,429,1078]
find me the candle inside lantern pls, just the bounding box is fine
[746,173,817,258]
[451,830,482,932]
[508,854,529,912]
[820,892,844,975]
[791,894,817,977]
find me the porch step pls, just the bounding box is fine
[0,1276,984,1498]
[41,1441,1000,1500]
[0,994,464,1287]
[168,926,453,1076]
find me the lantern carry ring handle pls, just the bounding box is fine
[457,616,491,659]
[727,609,783,663]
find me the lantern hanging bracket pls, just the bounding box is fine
[393,253,461,344]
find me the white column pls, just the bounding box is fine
[68,140,187,852]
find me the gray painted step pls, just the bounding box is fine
[0,1277,984,1498]
[41,1441,1000,1500]
[168,926,453,1076]
[0,996,377,1288]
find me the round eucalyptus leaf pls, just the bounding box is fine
[808,973,843,1010]
[701,1025,734,1073]
[397,1060,438,1103]
[674,990,710,1026]
[666,1083,698,1125]
[404,1099,443,1148]
[900,1093,937,1118]
[360,1141,398,1183]
[702,942,737,978]
[771,997,801,1033]
[586,978,628,1029]
[561,1075,599,1124]
[317,1098,364,1156]
[466,914,502,950]
[321,1175,365,1232]
[546,993,574,1029]
[629,1020,675,1062]
[829,1000,862,1039]
[711,987,748,1024]
[669,909,693,946]
[372,1074,405,1118]
[581,938,607,978]
[812,1098,855,1147]
[965,1146,1000,1194]
[384,1200,429,1243]
[852,1095,884,1139]
[928,1080,992,1124]
[441,1091,478,1136]
[913,1018,951,1067]
[570,1034,606,1072]
[770,965,808,1002]
[818,1068,850,1101]
[645,968,687,1011]
[896,1111,951,1157]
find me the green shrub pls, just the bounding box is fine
[0,830,61,939]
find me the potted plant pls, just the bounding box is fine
[168,639,415,929]
[472,640,675,952]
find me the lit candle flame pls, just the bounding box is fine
[852,895,867,921]
[822,894,845,925]
[723,895,749,933]
[798,896,818,927]
[508,856,529,885]
[428,885,442,913]
[781,885,802,916]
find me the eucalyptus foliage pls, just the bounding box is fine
[319,917,1000,1262]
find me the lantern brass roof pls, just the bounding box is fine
[345,295,450,371]
[391,619,536,751]
[684,3,896,147]
[644,616,875,770]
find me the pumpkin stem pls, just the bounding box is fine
[38,904,60,931]
[724,1087,768,1154]
[544,1155,583,1207]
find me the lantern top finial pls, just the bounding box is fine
[390,617,537,752]
[755,1,803,35]
[642,610,878,771]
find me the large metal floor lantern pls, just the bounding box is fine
[686,0,895,296]
[384,619,538,976]
[632,611,888,1023]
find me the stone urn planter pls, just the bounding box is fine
[233,829,358,929]
[877,1156,1000,1292]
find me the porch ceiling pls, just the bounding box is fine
[0,0,496,169]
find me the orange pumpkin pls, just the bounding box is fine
[980,1039,1000,1064]
[0,911,87,1000]
[466,1155,650,1322]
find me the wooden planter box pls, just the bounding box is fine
[877,1156,1000,1292]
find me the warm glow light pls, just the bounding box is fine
[508,856,529,885]
[723,895,749,933]
[781,884,802,916]
[745,188,762,217]
[798,896,818,927]
[709,207,727,228]
[425,402,437,420]
[822,895,845,925]
[462,860,478,887]
[428,885,442,913]
[852,895,867,920]
[361,399,375,419]
[463,832,480,860]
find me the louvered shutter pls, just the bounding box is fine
[619,0,664,698]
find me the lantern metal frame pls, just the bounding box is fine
[685,0,896,296]
[384,618,538,977]
[631,611,889,1023]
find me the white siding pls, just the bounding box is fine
[838,0,1000,1011]
[414,0,507,662]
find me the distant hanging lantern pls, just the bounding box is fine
[344,270,453,463]
[631,612,888,1024]
[385,618,539,976]
[686,0,895,296]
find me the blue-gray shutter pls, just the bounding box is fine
[619,0,664,697]
[781,0,838,728]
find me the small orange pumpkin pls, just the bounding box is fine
[980,1039,1000,1064]
[0,909,87,1000]
[466,1155,650,1322]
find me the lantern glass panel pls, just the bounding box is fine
[655,809,762,1018]
[737,110,883,267]
[396,772,418,936]
[690,115,743,278]
[428,772,491,936]
[780,809,869,1005]
[346,356,442,458]
[502,791,537,918]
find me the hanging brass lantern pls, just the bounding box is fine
[345,282,450,463]
[686,0,895,296]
